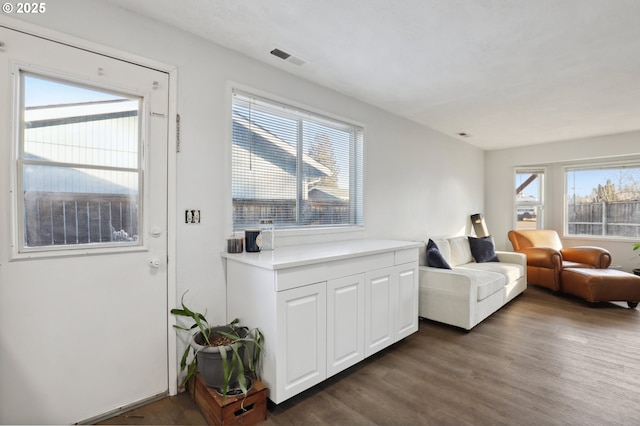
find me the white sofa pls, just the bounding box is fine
[418,236,527,330]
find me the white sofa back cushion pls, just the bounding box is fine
[448,236,474,267]
[431,238,451,265]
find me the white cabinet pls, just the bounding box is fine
[363,261,419,357]
[224,239,420,404]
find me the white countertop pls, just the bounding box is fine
[221,239,422,270]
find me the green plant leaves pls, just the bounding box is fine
[169,292,263,400]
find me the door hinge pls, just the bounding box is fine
[176,114,181,153]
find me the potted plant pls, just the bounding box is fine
[171,292,264,400]
[633,243,640,276]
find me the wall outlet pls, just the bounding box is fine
[185,210,200,224]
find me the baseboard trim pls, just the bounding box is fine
[75,391,168,425]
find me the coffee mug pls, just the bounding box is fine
[245,229,261,252]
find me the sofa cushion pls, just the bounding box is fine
[459,262,524,285]
[426,239,452,269]
[448,236,473,267]
[432,238,452,265]
[452,268,506,301]
[468,235,499,263]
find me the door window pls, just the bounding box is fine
[19,72,143,251]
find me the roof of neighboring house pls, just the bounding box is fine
[23,154,135,195]
[233,112,331,178]
[308,185,349,202]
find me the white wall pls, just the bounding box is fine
[2,0,484,420]
[486,131,640,272]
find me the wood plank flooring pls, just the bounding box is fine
[98,286,640,425]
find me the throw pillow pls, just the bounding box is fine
[468,236,499,263]
[426,239,452,269]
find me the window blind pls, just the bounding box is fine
[231,90,364,230]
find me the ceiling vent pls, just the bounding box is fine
[270,48,306,67]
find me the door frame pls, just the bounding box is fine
[1,16,180,395]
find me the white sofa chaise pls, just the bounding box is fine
[418,236,527,330]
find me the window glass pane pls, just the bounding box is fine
[231,90,364,230]
[24,74,140,169]
[566,166,640,238]
[515,170,543,230]
[302,120,353,226]
[20,72,142,250]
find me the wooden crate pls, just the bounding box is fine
[190,373,268,425]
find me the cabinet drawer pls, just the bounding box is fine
[395,248,418,265]
[327,252,394,280]
[276,263,327,291]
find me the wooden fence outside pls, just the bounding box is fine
[233,198,351,228]
[568,200,640,237]
[23,191,138,247]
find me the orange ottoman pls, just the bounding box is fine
[561,268,640,308]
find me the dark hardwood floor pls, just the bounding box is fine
[98,286,640,425]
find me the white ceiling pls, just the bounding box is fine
[105,0,640,150]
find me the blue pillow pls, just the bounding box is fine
[468,236,499,263]
[426,239,452,269]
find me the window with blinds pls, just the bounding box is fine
[232,90,364,230]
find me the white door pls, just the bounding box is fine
[0,27,170,424]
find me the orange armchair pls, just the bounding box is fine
[507,229,611,291]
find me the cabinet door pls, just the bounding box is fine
[364,267,396,357]
[395,263,419,340]
[276,282,327,401]
[327,274,365,377]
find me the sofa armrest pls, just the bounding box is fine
[495,251,526,267]
[516,247,562,269]
[419,266,476,294]
[561,246,612,268]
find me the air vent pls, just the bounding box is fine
[270,48,290,60]
[270,48,306,67]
